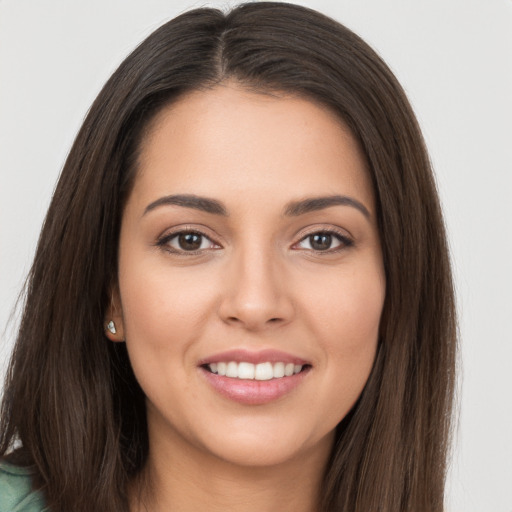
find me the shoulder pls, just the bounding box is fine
[0,461,47,512]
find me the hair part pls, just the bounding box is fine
[0,3,456,511]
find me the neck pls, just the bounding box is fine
[130,423,333,512]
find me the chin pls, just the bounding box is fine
[190,421,335,470]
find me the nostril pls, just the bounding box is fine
[224,316,282,326]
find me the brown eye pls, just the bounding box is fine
[159,231,218,253]
[296,231,352,252]
[177,232,203,251]
[309,233,334,251]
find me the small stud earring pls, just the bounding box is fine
[107,320,117,334]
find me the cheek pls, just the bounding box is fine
[117,258,228,404]
[117,264,218,407]
[300,262,385,394]
[119,252,219,342]
[306,264,385,342]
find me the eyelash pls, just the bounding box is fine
[294,229,354,253]
[156,229,220,256]
[156,228,354,255]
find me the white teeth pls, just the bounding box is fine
[238,362,255,379]
[207,361,304,380]
[284,363,294,377]
[226,361,238,377]
[255,362,273,381]
[217,362,227,376]
[273,362,285,378]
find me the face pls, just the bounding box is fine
[109,83,385,470]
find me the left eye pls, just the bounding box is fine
[164,232,216,252]
[296,232,348,251]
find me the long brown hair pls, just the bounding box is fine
[0,3,456,511]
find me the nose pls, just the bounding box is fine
[218,245,295,331]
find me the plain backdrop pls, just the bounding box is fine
[1,1,511,510]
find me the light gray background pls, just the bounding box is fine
[1,1,511,510]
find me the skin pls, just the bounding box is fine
[107,82,386,512]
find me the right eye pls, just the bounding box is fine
[158,231,219,253]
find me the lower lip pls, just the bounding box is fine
[200,367,310,405]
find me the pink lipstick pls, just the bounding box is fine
[198,349,311,405]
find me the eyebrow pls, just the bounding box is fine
[143,194,228,216]
[143,193,370,219]
[284,195,371,219]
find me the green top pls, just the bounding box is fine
[0,462,46,511]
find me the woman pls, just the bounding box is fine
[0,2,456,511]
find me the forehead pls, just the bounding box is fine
[131,82,374,213]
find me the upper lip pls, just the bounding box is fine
[198,348,310,366]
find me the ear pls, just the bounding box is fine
[104,285,125,342]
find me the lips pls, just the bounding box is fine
[199,348,309,366]
[198,349,311,405]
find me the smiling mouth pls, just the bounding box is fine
[200,356,311,404]
[203,361,309,380]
